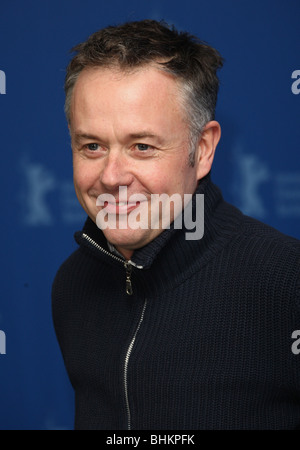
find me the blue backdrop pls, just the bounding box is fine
[0,0,299,430]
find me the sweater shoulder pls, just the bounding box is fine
[240,211,300,252]
[217,200,300,267]
[51,246,95,307]
[229,209,300,306]
[52,248,83,288]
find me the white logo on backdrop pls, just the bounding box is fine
[19,157,85,226]
[233,146,300,218]
[233,149,270,217]
[275,173,300,216]
[21,161,56,225]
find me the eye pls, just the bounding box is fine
[136,144,153,151]
[86,143,99,151]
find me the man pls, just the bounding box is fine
[52,19,300,430]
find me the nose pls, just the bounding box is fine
[99,150,134,191]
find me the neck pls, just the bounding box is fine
[115,246,134,261]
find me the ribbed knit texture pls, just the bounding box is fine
[52,175,300,430]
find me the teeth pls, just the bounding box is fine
[115,202,138,206]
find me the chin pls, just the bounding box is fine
[103,229,150,250]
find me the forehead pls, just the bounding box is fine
[72,65,182,107]
[70,65,187,130]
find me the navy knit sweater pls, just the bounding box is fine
[52,175,300,430]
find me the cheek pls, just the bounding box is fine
[73,160,98,192]
[139,158,184,194]
[154,160,193,194]
[143,171,173,194]
[73,169,86,194]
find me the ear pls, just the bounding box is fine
[195,121,221,180]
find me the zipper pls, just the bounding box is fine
[124,299,147,430]
[82,233,143,295]
[124,262,133,295]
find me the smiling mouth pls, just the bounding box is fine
[103,200,142,214]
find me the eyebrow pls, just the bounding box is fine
[73,131,164,144]
[128,132,156,139]
[130,133,166,146]
[73,133,100,143]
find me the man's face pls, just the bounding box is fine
[69,65,202,259]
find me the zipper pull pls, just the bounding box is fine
[124,262,133,295]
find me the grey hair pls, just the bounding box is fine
[177,79,211,166]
